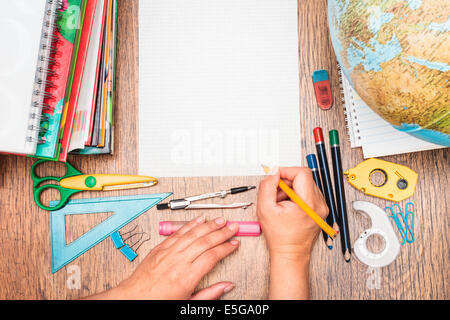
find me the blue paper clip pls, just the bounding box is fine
[385,202,415,245]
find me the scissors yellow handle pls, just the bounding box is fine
[60,174,157,191]
[31,160,158,211]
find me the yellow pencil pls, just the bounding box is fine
[262,165,337,239]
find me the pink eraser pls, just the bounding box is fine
[159,221,261,236]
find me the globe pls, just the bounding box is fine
[328,0,450,147]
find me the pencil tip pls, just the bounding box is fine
[344,250,351,262]
[326,238,334,249]
[261,164,270,174]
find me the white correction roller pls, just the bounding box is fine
[352,201,401,268]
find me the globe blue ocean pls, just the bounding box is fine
[394,124,450,147]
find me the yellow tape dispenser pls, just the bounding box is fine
[344,158,418,202]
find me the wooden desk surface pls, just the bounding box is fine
[0,0,448,299]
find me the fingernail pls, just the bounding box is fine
[215,217,226,225]
[230,240,240,246]
[228,223,239,231]
[268,166,279,175]
[224,283,235,293]
[196,216,205,223]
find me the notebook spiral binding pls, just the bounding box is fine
[337,63,361,148]
[29,0,64,145]
[338,65,350,136]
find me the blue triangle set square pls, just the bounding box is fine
[49,193,172,273]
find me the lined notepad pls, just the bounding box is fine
[138,0,301,176]
[340,68,443,158]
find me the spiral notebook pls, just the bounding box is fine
[0,0,60,155]
[339,67,444,158]
[0,0,83,158]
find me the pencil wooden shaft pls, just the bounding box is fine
[278,179,337,239]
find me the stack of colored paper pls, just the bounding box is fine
[68,0,118,157]
[27,0,118,162]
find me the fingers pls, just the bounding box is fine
[190,282,235,300]
[293,167,314,184]
[291,168,329,219]
[276,180,292,202]
[279,167,309,181]
[278,167,316,201]
[170,217,231,252]
[175,216,206,236]
[186,222,240,261]
[259,167,311,206]
[157,216,206,250]
[258,167,280,210]
[192,240,240,279]
[292,168,316,198]
[260,167,323,215]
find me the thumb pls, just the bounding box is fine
[190,282,235,300]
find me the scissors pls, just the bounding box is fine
[31,160,158,211]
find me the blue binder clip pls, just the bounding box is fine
[120,245,139,262]
[111,226,150,262]
[385,202,415,245]
[111,231,126,249]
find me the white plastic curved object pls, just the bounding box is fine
[352,201,401,268]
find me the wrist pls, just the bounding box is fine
[269,243,312,260]
[268,247,311,300]
[269,246,311,264]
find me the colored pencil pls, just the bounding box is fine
[262,165,337,239]
[307,154,333,249]
[329,130,352,262]
[306,154,323,192]
[313,127,340,238]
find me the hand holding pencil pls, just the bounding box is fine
[257,166,332,256]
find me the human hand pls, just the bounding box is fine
[98,217,240,300]
[257,167,329,259]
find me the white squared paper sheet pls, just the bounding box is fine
[139,0,301,177]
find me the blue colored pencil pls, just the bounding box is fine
[306,154,331,249]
